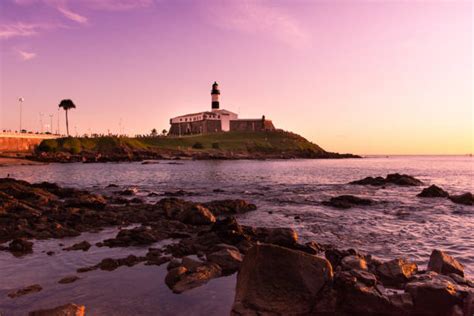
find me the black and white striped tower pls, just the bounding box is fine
[211,81,220,110]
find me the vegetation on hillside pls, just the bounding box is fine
[36,131,358,160]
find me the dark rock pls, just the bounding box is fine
[449,192,474,205]
[350,173,422,186]
[211,217,247,244]
[325,248,354,268]
[8,238,33,254]
[406,273,463,315]
[118,188,138,196]
[417,185,449,198]
[377,258,418,285]
[63,241,91,251]
[207,248,243,273]
[164,190,192,197]
[46,251,55,256]
[58,275,80,284]
[8,284,42,298]
[167,258,182,271]
[98,258,120,271]
[165,263,222,293]
[428,249,464,277]
[28,303,85,316]
[341,255,368,271]
[158,198,216,225]
[64,194,106,209]
[102,226,162,247]
[231,244,333,315]
[323,195,373,209]
[202,199,257,216]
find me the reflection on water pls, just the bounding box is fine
[0,156,473,314]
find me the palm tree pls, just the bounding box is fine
[58,99,76,136]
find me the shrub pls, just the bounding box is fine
[192,142,204,149]
[212,142,220,149]
[36,139,58,153]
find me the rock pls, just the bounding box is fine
[417,185,449,198]
[377,258,418,285]
[58,275,80,284]
[325,248,356,268]
[158,198,216,225]
[406,274,463,314]
[98,258,120,271]
[64,194,106,209]
[207,248,243,273]
[428,249,464,277]
[202,199,257,216]
[28,303,85,316]
[8,238,33,254]
[8,284,42,298]
[181,257,204,272]
[211,217,247,245]
[255,227,298,248]
[323,195,373,209]
[350,174,422,186]
[385,173,423,186]
[165,263,222,293]
[341,255,368,271]
[167,258,182,271]
[449,192,474,205]
[178,204,216,225]
[231,244,333,315]
[118,188,138,196]
[63,241,91,251]
[102,226,161,247]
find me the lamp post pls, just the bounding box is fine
[49,114,53,133]
[18,97,24,133]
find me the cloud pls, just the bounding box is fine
[56,6,88,24]
[205,0,309,49]
[17,49,37,60]
[82,0,154,11]
[0,22,47,39]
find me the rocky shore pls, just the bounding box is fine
[0,177,472,315]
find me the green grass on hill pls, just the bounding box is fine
[37,131,326,155]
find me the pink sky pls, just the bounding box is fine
[0,0,472,155]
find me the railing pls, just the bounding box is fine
[0,132,61,139]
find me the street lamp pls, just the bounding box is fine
[18,97,24,133]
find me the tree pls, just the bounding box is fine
[151,128,158,137]
[58,99,76,136]
[161,129,167,136]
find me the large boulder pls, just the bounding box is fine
[322,195,373,209]
[449,192,474,206]
[406,274,463,315]
[231,244,333,315]
[385,173,423,186]
[376,258,418,285]
[177,204,216,225]
[29,303,85,316]
[428,249,464,277]
[417,185,449,198]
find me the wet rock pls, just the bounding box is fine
[331,270,401,315]
[202,199,257,216]
[28,303,85,316]
[64,194,106,209]
[406,273,463,315]
[231,244,333,315]
[181,257,204,272]
[8,238,33,254]
[377,258,418,285]
[350,173,423,186]
[246,226,298,248]
[428,249,464,277]
[449,192,474,206]
[8,284,42,298]
[158,198,216,225]
[58,275,80,284]
[46,251,55,256]
[341,255,368,271]
[164,190,193,197]
[98,258,120,271]
[118,188,138,196]
[417,185,449,198]
[349,176,386,186]
[211,217,247,245]
[325,248,356,268]
[165,263,222,294]
[63,241,91,251]
[167,258,182,271]
[102,226,162,247]
[207,248,243,273]
[323,195,373,209]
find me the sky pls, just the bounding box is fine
[0,0,472,155]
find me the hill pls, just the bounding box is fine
[34,130,359,162]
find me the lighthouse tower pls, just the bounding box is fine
[211,81,220,111]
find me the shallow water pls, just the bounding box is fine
[0,156,473,315]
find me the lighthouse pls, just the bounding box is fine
[211,81,220,110]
